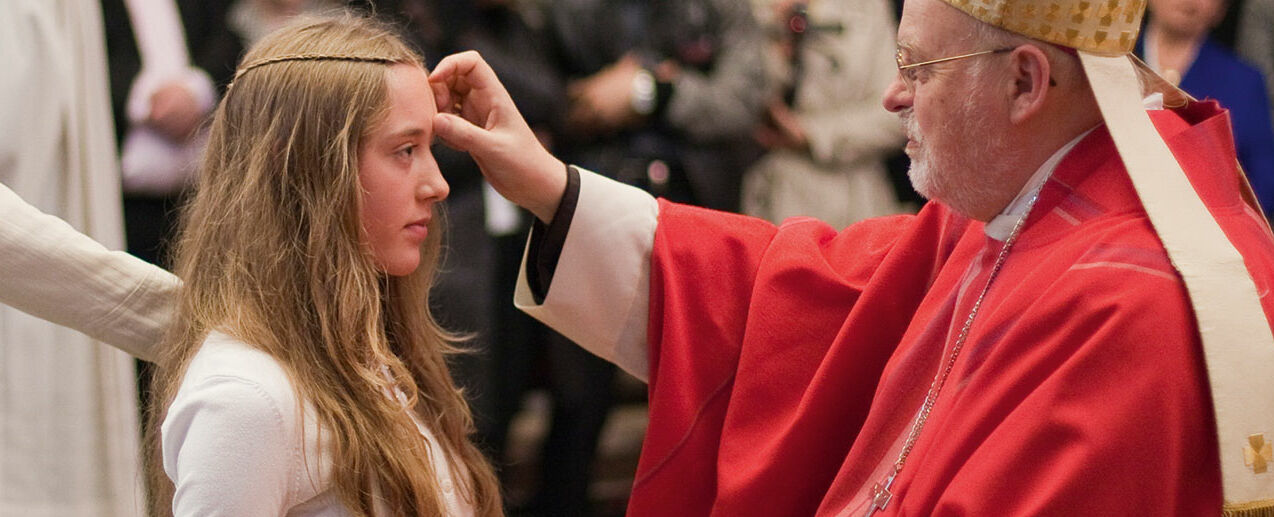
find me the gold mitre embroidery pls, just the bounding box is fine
[941,0,1146,55]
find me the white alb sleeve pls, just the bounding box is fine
[0,182,178,360]
[514,168,659,382]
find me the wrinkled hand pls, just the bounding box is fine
[567,54,642,134]
[430,51,566,223]
[148,82,205,141]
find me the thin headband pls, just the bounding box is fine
[229,53,397,88]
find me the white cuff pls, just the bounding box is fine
[514,168,659,381]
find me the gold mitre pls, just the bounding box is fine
[941,0,1274,514]
[944,0,1191,104]
[945,0,1145,54]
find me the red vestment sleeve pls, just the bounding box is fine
[634,201,969,515]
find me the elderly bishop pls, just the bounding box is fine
[429,0,1274,513]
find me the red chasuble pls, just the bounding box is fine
[632,101,1274,516]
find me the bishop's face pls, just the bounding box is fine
[882,0,1018,221]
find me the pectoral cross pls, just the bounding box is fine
[864,472,896,516]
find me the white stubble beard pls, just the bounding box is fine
[899,96,1008,220]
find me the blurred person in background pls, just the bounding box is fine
[1238,0,1274,124]
[230,0,341,48]
[742,0,908,228]
[502,2,769,514]
[418,0,570,471]
[558,0,769,213]
[1138,0,1274,213]
[359,0,586,514]
[101,0,241,268]
[373,1,769,514]
[100,0,241,428]
[0,0,143,514]
[365,0,505,471]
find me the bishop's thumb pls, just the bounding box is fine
[433,113,489,152]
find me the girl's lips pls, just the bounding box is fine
[405,220,429,240]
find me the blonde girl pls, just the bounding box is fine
[148,14,501,516]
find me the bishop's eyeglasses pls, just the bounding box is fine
[895,47,1015,92]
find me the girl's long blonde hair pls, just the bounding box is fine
[146,14,501,516]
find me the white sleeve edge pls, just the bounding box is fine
[514,168,658,382]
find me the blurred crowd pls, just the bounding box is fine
[3,0,1273,515]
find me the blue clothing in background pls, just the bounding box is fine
[1139,38,1274,215]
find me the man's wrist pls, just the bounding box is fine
[529,160,570,224]
[527,165,581,302]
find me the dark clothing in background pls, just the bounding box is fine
[100,0,241,266]
[370,3,610,515]
[101,0,241,146]
[101,0,241,424]
[1136,36,1274,214]
[549,0,769,212]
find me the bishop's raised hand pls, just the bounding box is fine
[429,51,567,223]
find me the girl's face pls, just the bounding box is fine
[357,64,449,277]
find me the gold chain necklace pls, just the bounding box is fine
[864,191,1042,516]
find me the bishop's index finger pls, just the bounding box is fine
[430,51,514,104]
[430,79,454,115]
[430,51,488,92]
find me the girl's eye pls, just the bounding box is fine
[397,145,416,159]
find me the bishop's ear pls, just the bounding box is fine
[1007,44,1053,124]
